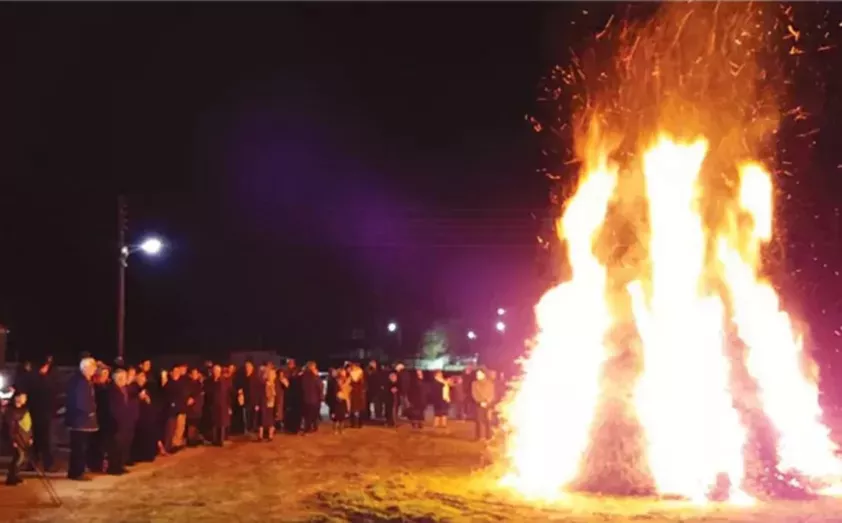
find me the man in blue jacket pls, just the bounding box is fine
[64,357,98,481]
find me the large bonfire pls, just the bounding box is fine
[501,3,841,503]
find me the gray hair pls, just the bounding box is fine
[79,357,96,372]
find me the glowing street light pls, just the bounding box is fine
[387,322,398,333]
[118,234,166,361]
[495,321,506,333]
[497,308,506,316]
[139,237,164,256]
[467,330,477,340]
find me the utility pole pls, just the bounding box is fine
[117,196,128,362]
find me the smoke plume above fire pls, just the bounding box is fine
[501,3,841,502]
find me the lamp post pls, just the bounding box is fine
[117,197,165,361]
[387,321,402,352]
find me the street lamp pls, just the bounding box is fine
[467,330,477,340]
[495,320,506,333]
[497,308,506,316]
[118,235,165,361]
[387,321,402,352]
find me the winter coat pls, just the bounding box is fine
[64,371,98,432]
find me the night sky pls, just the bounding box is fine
[1,3,841,370]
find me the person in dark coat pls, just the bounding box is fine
[65,357,98,481]
[131,372,158,462]
[27,358,55,471]
[123,367,140,466]
[283,360,302,434]
[395,363,411,419]
[348,365,366,429]
[4,391,32,486]
[365,361,383,422]
[236,360,261,434]
[384,371,399,427]
[325,368,338,421]
[275,371,288,432]
[449,375,466,420]
[300,362,323,434]
[462,368,476,420]
[204,365,231,446]
[88,366,111,473]
[163,365,190,452]
[106,369,131,475]
[186,368,205,446]
[332,369,351,434]
[432,371,451,428]
[225,365,244,436]
[407,369,427,429]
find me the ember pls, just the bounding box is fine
[501,3,841,503]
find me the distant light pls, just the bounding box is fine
[496,321,506,333]
[139,237,164,256]
[467,330,477,340]
[387,322,398,333]
[497,308,506,316]
[0,374,5,390]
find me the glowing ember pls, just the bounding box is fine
[500,3,842,504]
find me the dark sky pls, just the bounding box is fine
[0,3,841,369]
[0,3,571,363]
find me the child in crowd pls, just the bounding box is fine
[4,391,33,486]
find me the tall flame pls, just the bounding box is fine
[500,4,840,502]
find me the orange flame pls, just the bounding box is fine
[501,4,840,502]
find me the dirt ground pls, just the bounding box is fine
[1,421,841,522]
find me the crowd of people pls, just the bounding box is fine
[2,354,507,486]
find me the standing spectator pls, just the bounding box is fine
[449,375,466,420]
[384,372,399,427]
[131,372,159,463]
[348,365,366,429]
[89,365,111,473]
[106,369,131,475]
[258,367,279,442]
[186,368,205,446]
[27,357,55,472]
[325,368,338,422]
[124,367,140,466]
[275,370,289,433]
[394,363,410,418]
[236,360,261,435]
[365,361,383,421]
[4,391,32,486]
[490,370,506,427]
[300,362,323,434]
[407,370,427,430]
[333,368,351,434]
[471,369,495,441]
[462,367,475,420]
[164,364,190,452]
[283,359,302,434]
[65,357,98,481]
[432,371,451,428]
[205,364,231,446]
